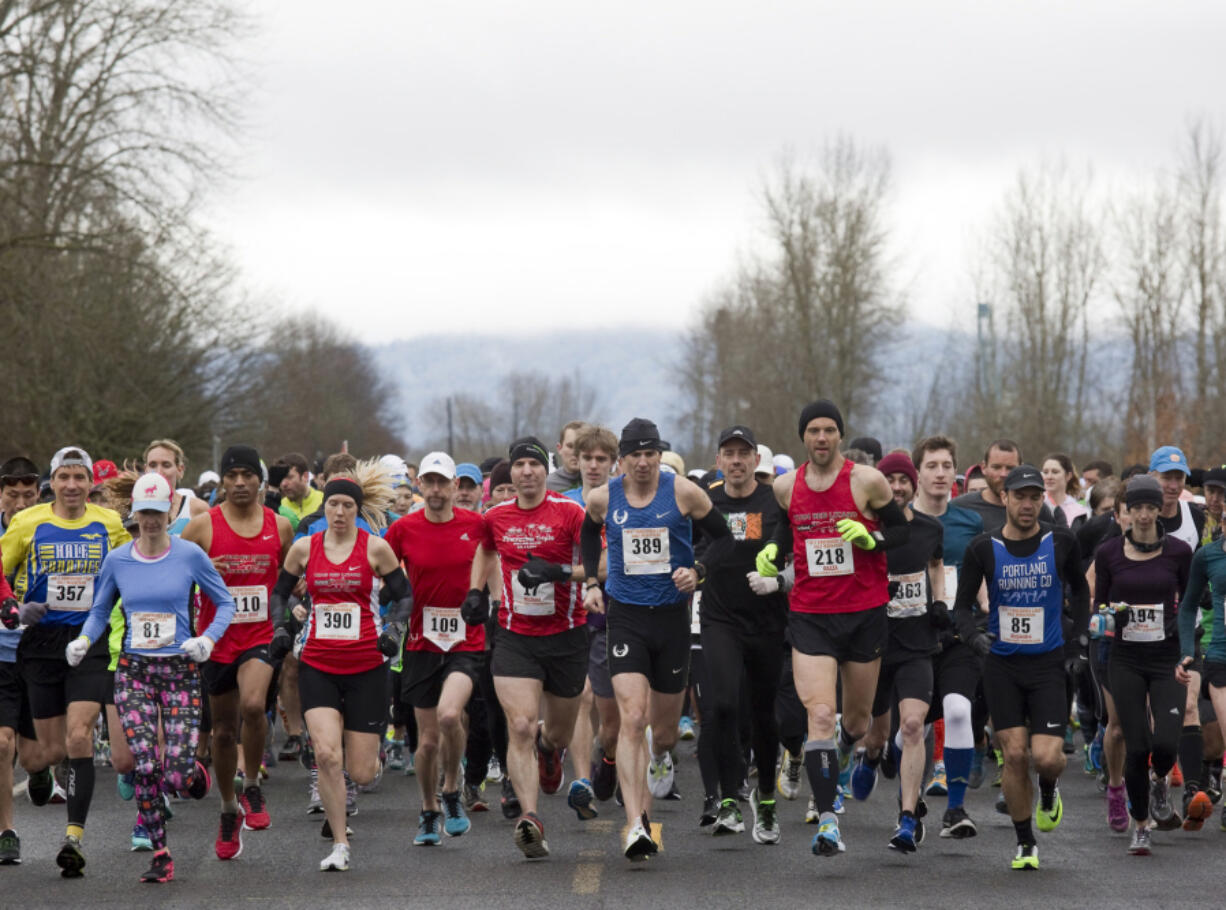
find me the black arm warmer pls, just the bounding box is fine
[874,499,909,550]
[271,569,300,629]
[381,567,413,625]
[692,507,734,569]
[581,513,603,581]
[770,510,794,568]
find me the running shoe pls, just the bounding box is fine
[880,740,899,780]
[56,834,86,878]
[463,781,489,812]
[835,720,853,790]
[501,777,521,820]
[995,790,1009,815]
[1206,766,1223,805]
[1169,762,1184,788]
[850,749,878,801]
[591,751,617,802]
[320,818,353,839]
[319,843,350,871]
[926,761,948,796]
[1062,727,1075,755]
[215,810,243,860]
[241,785,271,830]
[812,817,845,856]
[699,794,720,827]
[914,797,928,845]
[968,747,985,789]
[647,750,675,799]
[1089,728,1105,774]
[278,734,303,763]
[414,810,442,846]
[0,829,20,865]
[777,749,803,800]
[712,798,744,836]
[567,778,598,821]
[535,728,565,795]
[1106,784,1129,833]
[804,795,819,824]
[1035,788,1063,832]
[345,774,358,816]
[1183,789,1212,831]
[307,768,323,814]
[1128,824,1152,856]
[185,760,211,800]
[26,767,54,806]
[940,805,978,838]
[48,780,68,805]
[832,789,845,815]
[678,715,696,741]
[888,814,918,853]
[385,739,406,772]
[750,788,780,845]
[442,790,471,836]
[624,820,657,861]
[140,849,174,883]
[513,811,549,859]
[1011,842,1038,870]
[485,756,502,783]
[1150,776,1180,830]
[116,771,135,801]
[131,823,153,852]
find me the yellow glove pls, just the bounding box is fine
[755,543,779,577]
[836,518,876,550]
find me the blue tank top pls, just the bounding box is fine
[605,472,693,606]
[987,532,1064,656]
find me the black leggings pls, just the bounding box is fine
[1110,654,1183,821]
[463,652,507,787]
[698,622,784,800]
[776,649,807,756]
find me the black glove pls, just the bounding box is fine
[18,601,47,626]
[517,555,570,592]
[1063,640,1089,678]
[0,598,19,630]
[461,588,489,626]
[378,621,405,658]
[928,599,952,631]
[967,631,995,658]
[1111,604,1130,633]
[887,580,901,600]
[268,626,293,662]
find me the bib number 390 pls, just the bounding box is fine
[315,603,360,641]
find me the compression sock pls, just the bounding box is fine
[944,747,973,809]
[1179,726,1203,788]
[804,739,839,817]
[837,724,856,756]
[1013,817,1035,847]
[66,757,96,828]
[1038,777,1057,812]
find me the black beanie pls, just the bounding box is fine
[219,445,262,479]
[508,436,550,468]
[619,418,664,456]
[797,400,845,440]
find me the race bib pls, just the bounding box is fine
[690,590,702,636]
[999,604,1044,645]
[805,537,853,577]
[887,571,927,619]
[622,527,670,575]
[228,585,268,624]
[511,575,555,616]
[423,606,464,651]
[315,602,360,641]
[130,612,176,650]
[1121,603,1164,643]
[48,574,94,611]
[942,565,958,602]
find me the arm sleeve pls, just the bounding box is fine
[194,547,236,642]
[874,499,909,550]
[1093,547,1110,609]
[693,507,733,569]
[581,513,603,581]
[79,556,120,645]
[953,539,988,643]
[1062,534,1090,645]
[770,509,793,568]
[271,568,301,629]
[1179,551,1208,660]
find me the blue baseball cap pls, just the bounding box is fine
[456,463,483,485]
[1149,445,1190,476]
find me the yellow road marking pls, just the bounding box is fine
[573,862,602,894]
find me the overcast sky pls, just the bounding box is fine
[203,1,1226,344]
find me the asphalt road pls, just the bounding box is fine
[4,730,1224,909]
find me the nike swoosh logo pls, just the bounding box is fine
[671,667,683,674]
[656,512,670,519]
[1046,722,1060,729]
[262,534,274,540]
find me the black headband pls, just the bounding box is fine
[508,436,550,469]
[323,477,363,508]
[798,399,844,440]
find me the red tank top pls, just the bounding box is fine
[196,506,281,663]
[301,529,383,674]
[788,458,888,614]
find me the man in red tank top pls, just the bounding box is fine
[754,400,910,857]
[183,445,293,858]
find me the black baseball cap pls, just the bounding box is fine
[1003,464,1045,492]
[1203,465,1226,490]
[717,425,757,449]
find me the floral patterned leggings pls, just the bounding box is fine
[114,653,204,850]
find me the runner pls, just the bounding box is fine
[1,457,40,533]
[275,453,323,532]
[73,472,232,882]
[182,445,294,859]
[454,463,485,512]
[581,418,734,860]
[1041,453,1089,528]
[951,440,1054,532]
[546,421,585,493]
[268,463,405,871]
[753,400,909,858]
[142,440,208,535]
[1093,476,1195,853]
[383,452,486,845]
[1,446,129,877]
[463,436,588,859]
[954,464,1090,870]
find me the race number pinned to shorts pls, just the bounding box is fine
[423,606,464,651]
[690,590,702,636]
[805,537,853,577]
[999,605,1044,645]
[48,574,94,611]
[228,585,268,624]
[511,576,555,616]
[887,571,927,619]
[130,612,176,650]
[315,602,360,641]
[942,565,958,602]
[622,527,670,575]
[1121,603,1164,643]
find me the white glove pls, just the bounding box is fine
[747,571,780,596]
[65,635,91,667]
[181,636,214,663]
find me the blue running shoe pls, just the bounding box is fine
[567,778,598,821]
[833,790,845,815]
[678,715,696,741]
[441,790,471,837]
[117,771,135,801]
[1089,728,1104,774]
[926,761,948,796]
[851,750,877,801]
[812,818,845,856]
[889,814,918,853]
[131,823,153,852]
[835,719,853,790]
[414,810,442,846]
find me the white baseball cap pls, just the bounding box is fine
[756,445,775,475]
[773,453,795,472]
[131,472,173,513]
[50,446,93,476]
[418,451,456,481]
[197,470,220,486]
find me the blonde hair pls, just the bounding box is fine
[144,439,186,468]
[327,458,395,532]
[101,463,146,519]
